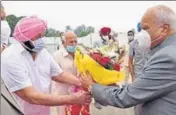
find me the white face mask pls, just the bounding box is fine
[135,29,164,49]
[128,36,134,42]
[102,36,109,42]
[19,37,45,53]
[31,38,45,52]
[135,30,151,49]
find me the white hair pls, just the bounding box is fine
[154,5,176,31]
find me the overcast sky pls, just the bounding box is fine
[2,1,176,32]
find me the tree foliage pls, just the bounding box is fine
[45,28,60,37]
[74,24,94,37]
[6,15,25,37]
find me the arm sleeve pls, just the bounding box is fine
[49,52,63,77]
[92,52,176,108]
[1,60,32,93]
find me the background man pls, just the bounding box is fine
[128,28,149,81]
[52,31,90,115]
[93,27,115,48]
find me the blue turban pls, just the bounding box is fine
[137,22,142,32]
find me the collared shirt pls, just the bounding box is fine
[1,43,63,115]
[52,47,77,94]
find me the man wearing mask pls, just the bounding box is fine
[81,5,176,115]
[93,27,114,48]
[122,30,135,84]
[52,31,90,115]
[1,16,92,115]
[128,28,149,81]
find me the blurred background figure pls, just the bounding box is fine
[93,27,113,47]
[128,27,149,81]
[1,3,11,52]
[123,30,135,84]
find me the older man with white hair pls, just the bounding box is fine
[52,31,90,115]
[81,5,176,115]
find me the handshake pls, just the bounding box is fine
[68,71,94,105]
[69,90,92,105]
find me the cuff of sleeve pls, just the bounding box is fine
[9,83,33,93]
[51,69,64,77]
[92,84,109,106]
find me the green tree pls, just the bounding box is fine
[74,25,95,37]
[65,25,72,32]
[6,15,25,37]
[45,28,60,37]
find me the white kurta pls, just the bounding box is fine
[1,43,63,115]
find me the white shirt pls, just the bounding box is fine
[1,43,63,115]
[1,20,11,46]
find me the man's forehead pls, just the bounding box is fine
[141,15,153,30]
[64,31,76,37]
[141,6,160,30]
[66,36,77,42]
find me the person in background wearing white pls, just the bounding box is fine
[1,4,11,52]
[1,16,92,115]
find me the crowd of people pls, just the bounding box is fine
[1,3,176,115]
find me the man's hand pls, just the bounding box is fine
[1,45,6,53]
[131,75,135,82]
[70,91,92,105]
[80,71,95,88]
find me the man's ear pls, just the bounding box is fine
[162,24,170,35]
